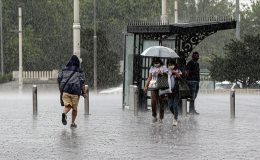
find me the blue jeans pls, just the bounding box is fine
[187,81,199,112]
[168,93,179,120]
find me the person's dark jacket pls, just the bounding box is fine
[186,60,200,82]
[57,55,85,95]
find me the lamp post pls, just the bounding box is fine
[174,0,178,23]
[0,0,3,75]
[18,7,23,91]
[161,0,168,23]
[236,0,240,40]
[93,0,97,93]
[184,1,192,22]
[73,0,81,59]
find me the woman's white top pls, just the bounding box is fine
[149,65,168,80]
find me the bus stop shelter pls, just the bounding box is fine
[123,18,236,110]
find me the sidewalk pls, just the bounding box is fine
[0,91,260,160]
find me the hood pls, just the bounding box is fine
[66,55,80,68]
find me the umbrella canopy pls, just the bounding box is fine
[141,46,179,58]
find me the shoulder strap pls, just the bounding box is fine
[61,71,76,91]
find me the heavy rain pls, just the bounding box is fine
[0,0,260,159]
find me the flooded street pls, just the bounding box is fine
[0,0,259,159]
[0,92,260,160]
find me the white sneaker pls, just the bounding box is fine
[172,119,178,126]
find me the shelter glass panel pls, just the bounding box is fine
[124,34,134,106]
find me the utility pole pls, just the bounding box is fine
[93,0,97,93]
[161,0,168,23]
[73,0,81,59]
[236,0,240,40]
[174,0,178,23]
[0,0,3,75]
[185,1,192,22]
[18,7,23,91]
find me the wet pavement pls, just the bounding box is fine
[0,91,260,160]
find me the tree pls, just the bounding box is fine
[185,0,235,69]
[82,0,161,59]
[209,34,260,88]
[80,0,162,88]
[2,0,73,72]
[241,1,260,36]
[81,27,121,88]
[1,0,163,88]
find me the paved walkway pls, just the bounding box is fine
[0,91,260,160]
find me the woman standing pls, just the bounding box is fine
[144,57,168,123]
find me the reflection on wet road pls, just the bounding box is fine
[0,92,260,159]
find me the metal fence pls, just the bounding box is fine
[128,15,235,26]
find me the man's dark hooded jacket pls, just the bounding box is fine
[57,55,85,95]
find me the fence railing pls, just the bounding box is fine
[128,15,235,26]
[12,70,59,80]
[199,89,260,95]
[178,16,234,24]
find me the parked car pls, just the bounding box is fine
[215,81,241,90]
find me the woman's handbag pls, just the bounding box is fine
[148,79,158,91]
[157,73,169,90]
[159,74,172,96]
[178,78,192,99]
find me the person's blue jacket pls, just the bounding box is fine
[57,55,85,95]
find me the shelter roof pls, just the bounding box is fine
[127,21,236,35]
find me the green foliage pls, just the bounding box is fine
[2,0,73,73]
[186,0,235,69]
[241,1,260,36]
[1,0,259,89]
[196,0,234,16]
[209,1,260,88]
[81,28,122,88]
[209,34,260,88]
[167,0,234,21]
[0,73,12,84]
[1,0,162,88]
[166,0,236,69]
